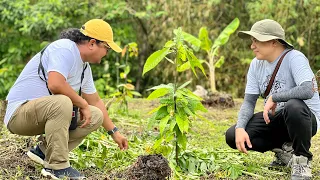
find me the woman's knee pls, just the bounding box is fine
[284,99,306,114]
[225,125,237,149]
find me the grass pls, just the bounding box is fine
[1,98,320,179]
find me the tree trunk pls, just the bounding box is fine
[209,55,217,93]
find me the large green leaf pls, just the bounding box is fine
[159,115,170,135]
[198,27,212,51]
[143,47,170,75]
[176,114,185,133]
[147,88,170,100]
[212,18,240,49]
[177,130,187,150]
[181,31,201,51]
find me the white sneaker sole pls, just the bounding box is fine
[41,169,59,179]
[26,151,44,165]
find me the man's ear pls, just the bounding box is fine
[88,39,96,49]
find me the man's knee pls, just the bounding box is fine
[89,106,103,127]
[49,95,73,117]
[225,125,237,149]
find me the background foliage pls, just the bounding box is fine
[1,0,320,98]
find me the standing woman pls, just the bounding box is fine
[225,19,320,180]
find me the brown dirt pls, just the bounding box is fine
[202,93,235,108]
[121,154,171,180]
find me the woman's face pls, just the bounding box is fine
[250,37,275,60]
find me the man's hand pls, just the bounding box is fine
[263,95,277,124]
[80,105,91,128]
[235,128,252,154]
[111,131,128,150]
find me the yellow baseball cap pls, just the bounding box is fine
[80,19,122,53]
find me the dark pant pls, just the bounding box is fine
[225,99,317,159]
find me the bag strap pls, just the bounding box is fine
[263,49,292,98]
[38,44,88,96]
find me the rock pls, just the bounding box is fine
[193,85,208,99]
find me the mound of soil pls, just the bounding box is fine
[202,93,235,108]
[123,154,171,180]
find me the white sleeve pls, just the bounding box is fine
[81,64,97,94]
[290,54,315,86]
[47,49,74,79]
[245,59,260,94]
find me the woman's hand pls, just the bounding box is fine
[235,128,252,154]
[263,95,277,124]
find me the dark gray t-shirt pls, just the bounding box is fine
[242,49,320,130]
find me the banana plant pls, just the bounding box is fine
[143,28,207,166]
[181,18,240,93]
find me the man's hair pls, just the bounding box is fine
[59,28,102,44]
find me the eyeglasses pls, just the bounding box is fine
[102,42,111,52]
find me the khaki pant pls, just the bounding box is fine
[7,95,103,170]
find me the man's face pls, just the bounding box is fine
[87,40,111,63]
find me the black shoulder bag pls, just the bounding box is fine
[38,44,88,130]
[262,49,292,98]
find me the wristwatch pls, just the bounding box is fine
[107,126,118,135]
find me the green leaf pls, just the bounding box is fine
[179,88,202,100]
[130,91,142,96]
[169,118,176,131]
[215,55,225,68]
[159,115,170,135]
[188,98,208,112]
[186,49,206,77]
[153,137,164,150]
[147,83,174,91]
[147,88,170,100]
[143,47,170,75]
[181,31,201,51]
[212,18,240,49]
[124,66,130,75]
[176,114,184,133]
[164,40,175,48]
[178,80,192,89]
[148,105,166,115]
[155,106,169,120]
[177,130,187,150]
[173,27,184,47]
[228,164,242,179]
[177,61,191,72]
[120,72,126,79]
[165,132,174,142]
[198,27,212,51]
[160,97,175,105]
[177,45,187,62]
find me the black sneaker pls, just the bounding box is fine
[41,167,85,179]
[27,145,45,165]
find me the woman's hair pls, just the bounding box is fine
[277,39,292,49]
[59,28,102,44]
